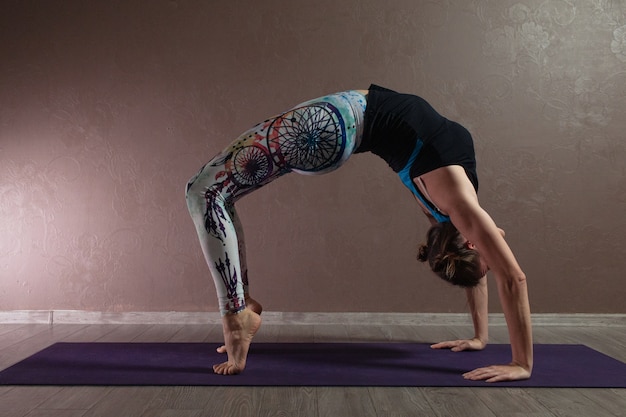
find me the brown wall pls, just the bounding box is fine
[1,0,625,314]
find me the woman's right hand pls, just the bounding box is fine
[430,337,486,352]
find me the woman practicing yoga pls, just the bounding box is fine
[185,84,533,382]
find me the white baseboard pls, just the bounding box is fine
[0,310,625,327]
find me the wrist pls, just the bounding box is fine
[474,335,488,345]
[510,360,533,373]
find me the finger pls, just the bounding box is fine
[481,368,513,382]
[451,345,465,352]
[463,371,483,380]
[485,374,509,383]
[451,341,472,352]
[430,341,459,349]
[465,367,515,383]
[463,367,496,380]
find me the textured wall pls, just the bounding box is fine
[1,0,625,313]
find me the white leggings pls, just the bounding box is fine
[186,91,367,314]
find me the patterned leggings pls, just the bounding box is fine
[185,91,367,315]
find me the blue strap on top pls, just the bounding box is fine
[398,140,451,223]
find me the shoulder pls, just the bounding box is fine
[419,166,524,279]
[418,165,479,213]
[418,165,490,241]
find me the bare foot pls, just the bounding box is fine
[245,297,263,315]
[213,308,261,375]
[217,297,262,354]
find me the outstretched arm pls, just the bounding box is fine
[420,166,533,382]
[451,199,532,382]
[431,275,489,351]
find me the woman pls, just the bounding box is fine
[185,85,533,382]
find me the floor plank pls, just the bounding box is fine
[24,410,87,417]
[140,409,204,417]
[141,409,205,417]
[58,324,121,343]
[130,325,186,343]
[257,386,318,417]
[145,386,219,410]
[81,387,164,417]
[0,386,64,417]
[0,325,52,351]
[421,387,497,417]
[0,325,28,339]
[313,324,351,343]
[37,386,113,411]
[317,387,377,417]
[577,388,626,417]
[93,324,155,342]
[196,386,263,417]
[0,324,87,368]
[472,387,554,416]
[368,387,435,416]
[275,324,316,343]
[167,324,215,343]
[526,388,623,417]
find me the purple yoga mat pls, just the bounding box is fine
[0,343,624,387]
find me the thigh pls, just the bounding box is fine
[273,91,365,175]
[199,91,365,202]
[265,101,348,174]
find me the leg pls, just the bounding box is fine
[229,206,262,314]
[186,123,286,374]
[186,91,366,374]
[214,208,261,355]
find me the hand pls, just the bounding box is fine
[463,363,531,383]
[430,337,486,352]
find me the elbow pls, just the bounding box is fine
[500,271,528,294]
[514,272,527,285]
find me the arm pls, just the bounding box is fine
[430,275,489,351]
[415,193,490,351]
[466,275,489,344]
[450,197,532,381]
[420,166,533,382]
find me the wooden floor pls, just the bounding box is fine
[0,321,625,417]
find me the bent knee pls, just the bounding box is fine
[185,174,199,199]
[185,171,214,213]
[185,165,214,199]
[185,172,229,212]
[185,174,202,204]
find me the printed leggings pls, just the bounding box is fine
[185,91,367,315]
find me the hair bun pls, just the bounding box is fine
[417,244,429,262]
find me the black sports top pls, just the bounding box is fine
[356,85,478,191]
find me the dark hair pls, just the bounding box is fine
[417,222,483,288]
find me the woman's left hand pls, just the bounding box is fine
[430,337,486,352]
[463,363,531,382]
